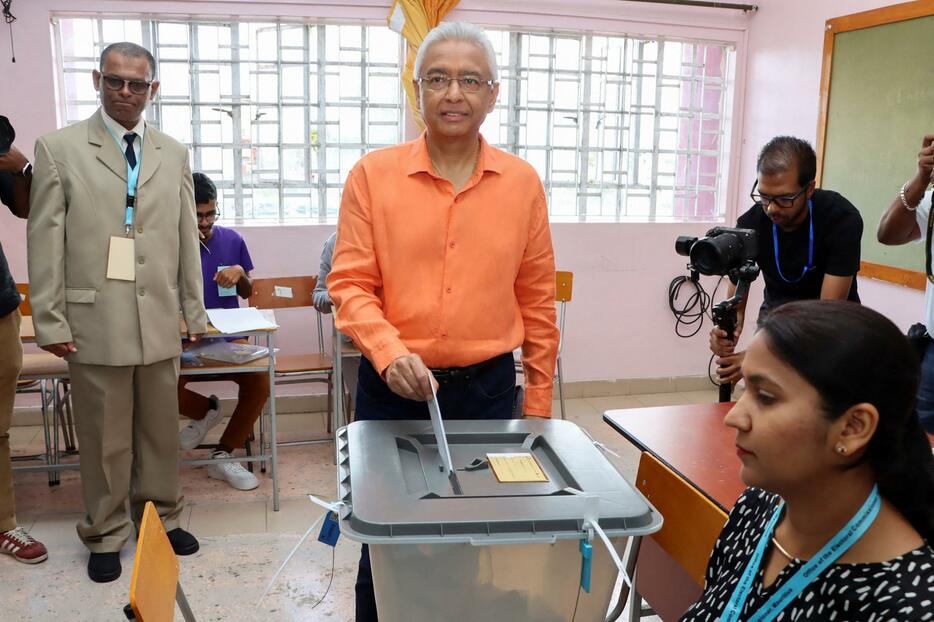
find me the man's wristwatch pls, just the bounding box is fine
[15,161,32,177]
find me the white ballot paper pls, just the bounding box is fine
[428,378,455,476]
[206,307,278,334]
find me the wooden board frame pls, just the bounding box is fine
[816,0,934,291]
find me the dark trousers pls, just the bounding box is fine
[354,352,517,622]
[918,344,934,434]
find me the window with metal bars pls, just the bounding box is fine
[52,17,734,224]
[481,29,735,222]
[53,16,404,224]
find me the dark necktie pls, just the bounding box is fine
[124,132,137,169]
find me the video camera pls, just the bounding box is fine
[0,115,14,155]
[675,227,757,277]
[674,227,760,403]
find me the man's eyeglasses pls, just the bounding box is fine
[197,211,219,222]
[417,75,495,94]
[100,74,153,95]
[750,180,811,209]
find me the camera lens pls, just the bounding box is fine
[674,236,697,257]
[691,234,741,274]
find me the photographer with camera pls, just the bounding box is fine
[877,134,934,433]
[0,115,49,565]
[710,136,863,385]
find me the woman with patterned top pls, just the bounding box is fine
[682,300,934,622]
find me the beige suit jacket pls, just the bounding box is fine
[27,109,207,366]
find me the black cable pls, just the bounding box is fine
[707,352,719,386]
[569,559,583,621]
[668,272,711,338]
[310,545,336,611]
[669,271,728,386]
[2,0,15,62]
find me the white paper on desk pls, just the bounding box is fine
[428,380,454,476]
[206,307,278,334]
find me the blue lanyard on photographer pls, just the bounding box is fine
[719,484,881,622]
[105,127,143,236]
[772,199,814,284]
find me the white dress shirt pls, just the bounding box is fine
[100,107,146,166]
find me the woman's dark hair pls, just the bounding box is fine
[192,172,216,205]
[761,300,934,542]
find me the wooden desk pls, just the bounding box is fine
[604,403,736,620]
[19,314,34,342]
[604,403,742,512]
[19,314,272,343]
[17,311,285,511]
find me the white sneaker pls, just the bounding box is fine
[179,396,224,451]
[206,451,260,491]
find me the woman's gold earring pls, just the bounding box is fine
[835,445,847,455]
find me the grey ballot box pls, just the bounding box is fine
[336,418,663,622]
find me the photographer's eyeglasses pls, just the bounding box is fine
[197,210,220,222]
[417,75,495,94]
[749,180,810,209]
[100,74,153,95]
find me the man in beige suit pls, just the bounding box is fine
[27,42,207,583]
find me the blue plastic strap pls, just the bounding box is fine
[720,485,881,622]
[579,539,593,593]
[772,198,814,284]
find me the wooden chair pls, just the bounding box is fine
[607,452,728,621]
[514,271,573,419]
[125,501,197,622]
[249,276,335,446]
[554,271,573,420]
[16,283,31,316]
[330,323,359,430]
[13,283,75,486]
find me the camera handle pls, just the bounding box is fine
[711,263,759,402]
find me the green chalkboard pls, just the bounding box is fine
[820,12,934,284]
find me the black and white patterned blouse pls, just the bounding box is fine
[680,487,934,622]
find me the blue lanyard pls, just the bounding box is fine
[720,485,881,622]
[105,126,143,235]
[772,199,813,284]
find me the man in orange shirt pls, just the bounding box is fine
[328,21,559,621]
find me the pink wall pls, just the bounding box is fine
[730,0,926,353]
[0,0,923,385]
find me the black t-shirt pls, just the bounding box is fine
[736,188,862,322]
[0,171,22,318]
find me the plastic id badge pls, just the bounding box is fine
[216,265,236,297]
[106,236,136,281]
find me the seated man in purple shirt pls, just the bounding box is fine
[177,173,268,491]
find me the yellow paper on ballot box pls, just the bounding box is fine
[487,452,549,483]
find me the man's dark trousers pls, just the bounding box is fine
[353,352,518,622]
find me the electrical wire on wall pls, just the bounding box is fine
[668,269,725,386]
[2,0,15,62]
[668,270,724,338]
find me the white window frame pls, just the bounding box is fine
[52,15,404,225]
[49,4,749,225]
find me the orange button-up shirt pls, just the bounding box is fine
[328,133,559,417]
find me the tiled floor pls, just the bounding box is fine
[3,389,720,621]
